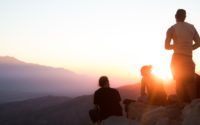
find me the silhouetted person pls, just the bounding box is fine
[195,73,200,98]
[165,9,200,103]
[140,65,167,106]
[93,76,122,121]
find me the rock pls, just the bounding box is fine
[167,95,178,105]
[137,95,148,104]
[101,116,139,125]
[155,117,170,125]
[127,101,157,120]
[141,106,167,125]
[165,104,182,120]
[182,99,200,125]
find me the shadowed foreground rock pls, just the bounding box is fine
[101,116,139,125]
[182,99,200,125]
[123,98,200,125]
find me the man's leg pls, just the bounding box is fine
[184,59,196,102]
[185,78,197,102]
[176,79,186,104]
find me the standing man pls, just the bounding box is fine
[165,9,200,104]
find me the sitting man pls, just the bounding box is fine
[91,76,123,123]
[140,65,167,106]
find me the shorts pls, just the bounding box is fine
[170,53,195,80]
[171,53,196,102]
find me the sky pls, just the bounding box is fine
[1,0,200,85]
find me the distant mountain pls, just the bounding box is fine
[0,96,72,125]
[117,84,140,100]
[0,56,25,64]
[0,56,96,103]
[0,90,47,104]
[0,84,140,125]
[0,96,71,113]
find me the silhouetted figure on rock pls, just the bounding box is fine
[165,9,200,103]
[91,76,122,123]
[140,65,167,106]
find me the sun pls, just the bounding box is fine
[151,65,173,81]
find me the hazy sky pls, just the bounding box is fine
[1,0,200,84]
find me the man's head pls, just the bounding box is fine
[141,65,152,77]
[175,9,186,22]
[99,76,109,88]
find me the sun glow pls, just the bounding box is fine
[152,65,173,81]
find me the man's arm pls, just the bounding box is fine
[115,90,121,102]
[192,28,200,50]
[93,91,99,105]
[141,79,146,96]
[93,91,101,111]
[165,27,174,50]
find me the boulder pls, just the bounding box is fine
[101,116,139,125]
[141,106,166,125]
[127,101,157,120]
[167,95,178,105]
[182,99,200,125]
[155,117,170,125]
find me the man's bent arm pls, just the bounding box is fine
[165,27,174,50]
[193,29,200,50]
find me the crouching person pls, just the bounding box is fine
[140,65,167,106]
[89,76,123,124]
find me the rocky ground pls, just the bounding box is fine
[100,98,200,125]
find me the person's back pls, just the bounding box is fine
[165,9,200,56]
[165,9,200,103]
[169,22,198,56]
[94,87,122,120]
[93,76,122,121]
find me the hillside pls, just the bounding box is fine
[0,56,96,103]
[0,84,140,125]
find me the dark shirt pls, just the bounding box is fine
[94,87,122,120]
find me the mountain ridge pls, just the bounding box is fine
[0,56,96,103]
[0,84,140,125]
[0,56,25,64]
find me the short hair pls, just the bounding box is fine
[141,65,152,75]
[175,9,186,21]
[99,76,109,87]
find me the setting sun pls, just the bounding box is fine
[152,65,173,81]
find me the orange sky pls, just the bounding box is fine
[1,0,200,86]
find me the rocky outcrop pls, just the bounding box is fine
[125,98,200,125]
[141,106,166,125]
[101,116,139,125]
[182,99,200,125]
